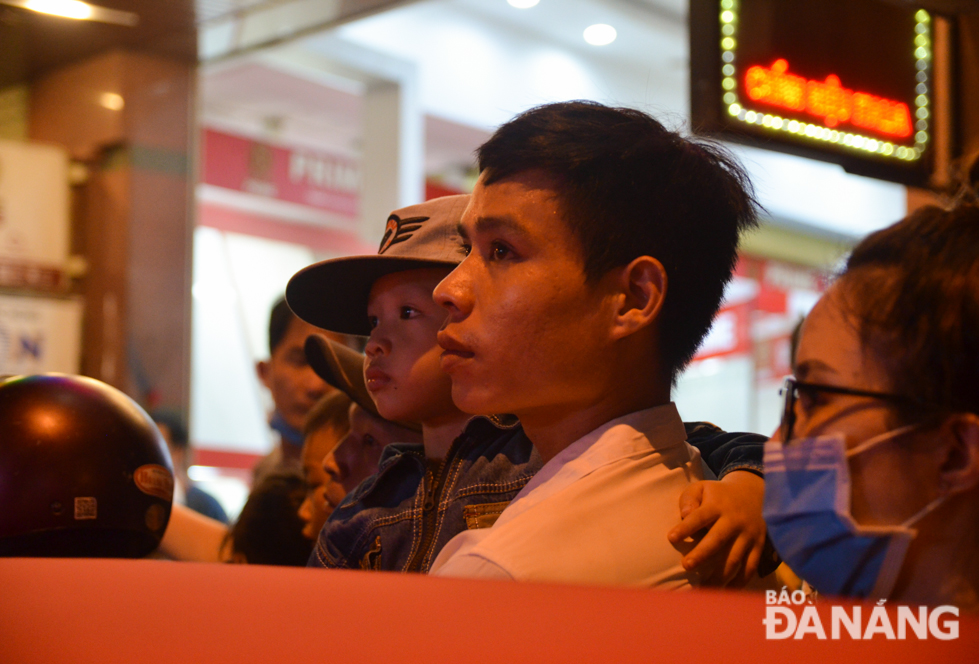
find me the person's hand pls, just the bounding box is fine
[667,470,766,587]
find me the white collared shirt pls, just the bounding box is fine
[430,403,704,587]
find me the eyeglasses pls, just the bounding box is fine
[778,376,915,442]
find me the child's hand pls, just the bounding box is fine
[667,471,766,587]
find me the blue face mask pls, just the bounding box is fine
[269,411,304,448]
[763,427,944,600]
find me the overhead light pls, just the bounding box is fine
[25,0,90,19]
[99,92,124,111]
[507,0,539,8]
[0,0,139,26]
[583,23,616,46]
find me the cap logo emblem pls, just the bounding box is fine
[378,215,428,254]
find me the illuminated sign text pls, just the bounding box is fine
[745,59,912,138]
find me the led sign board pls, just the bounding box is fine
[690,0,937,185]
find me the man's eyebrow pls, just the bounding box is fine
[457,215,532,243]
[472,215,530,237]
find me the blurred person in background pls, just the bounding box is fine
[324,403,417,496]
[224,472,312,566]
[253,297,358,485]
[153,409,228,524]
[298,391,351,540]
[764,197,979,611]
[157,366,414,561]
[295,366,423,543]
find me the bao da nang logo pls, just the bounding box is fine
[764,588,959,640]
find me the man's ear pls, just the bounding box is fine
[937,413,979,495]
[256,360,271,390]
[609,255,667,341]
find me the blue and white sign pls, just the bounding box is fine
[0,294,82,375]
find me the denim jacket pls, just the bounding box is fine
[309,416,765,572]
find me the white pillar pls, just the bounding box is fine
[359,77,425,246]
[259,38,425,246]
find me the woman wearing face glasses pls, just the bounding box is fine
[763,196,979,611]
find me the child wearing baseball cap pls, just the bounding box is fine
[287,195,776,580]
[288,195,472,464]
[289,195,507,570]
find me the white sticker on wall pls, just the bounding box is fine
[0,294,82,375]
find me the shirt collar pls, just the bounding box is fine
[508,403,687,510]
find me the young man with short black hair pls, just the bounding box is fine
[430,101,763,585]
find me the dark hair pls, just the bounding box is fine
[150,409,188,449]
[270,297,365,356]
[227,471,312,566]
[477,101,759,382]
[839,202,979,423]
[268,296,299,356]
[303,390,351,438]
[789,316,805,371]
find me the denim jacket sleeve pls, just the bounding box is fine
[683,421,766,479]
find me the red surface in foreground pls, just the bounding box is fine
[0,558,975,663]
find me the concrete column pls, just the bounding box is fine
[259,37,425,245]
[359,78,425,245]
[30,50,195,414]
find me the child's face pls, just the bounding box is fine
[324,403,420,493]
[298,423,345,540]
[364,267,457,425]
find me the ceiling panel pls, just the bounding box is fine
[0,0,196,87]
[201,60,363,155]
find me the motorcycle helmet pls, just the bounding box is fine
[0,374,174,557]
